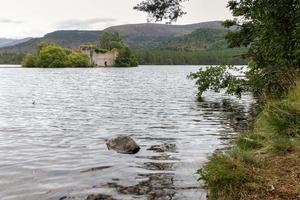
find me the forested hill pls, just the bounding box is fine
[0,21,247,65]
[0,38,32,48]
[0,21,228,53]
[151,28,230,51]
[105,21,228,48]
[0,31,102,53]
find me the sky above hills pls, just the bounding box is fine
[0,0,232,38]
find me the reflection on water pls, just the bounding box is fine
[0,65,254,200]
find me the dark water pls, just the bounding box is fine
[0,65,253,200]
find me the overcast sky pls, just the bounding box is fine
[0,0,232,38]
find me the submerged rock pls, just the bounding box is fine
[106,135,140,154]
[86,194,115,200]
[147,143,176,153]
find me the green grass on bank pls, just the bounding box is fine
[198,82,300,200]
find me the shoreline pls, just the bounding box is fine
[198,82,300,200]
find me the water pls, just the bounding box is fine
[0,65,253,200]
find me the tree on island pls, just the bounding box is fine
[22,42,91,68]
[98,32,138,67]
[99,32,124,50]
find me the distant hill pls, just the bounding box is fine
[0,31,102,53]
[0,38,31,48]
[0,21,229,53]
[104,21,228,48]
[0,21,247,65]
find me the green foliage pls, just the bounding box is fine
[134,48,247,65]
[95,48,108,54]
[235,137,263,151]
[115,47,138,67]
[264,103,300,138]
[186,0,300,99]
[155,28,231,51]
[188,65,248,97]
[226,0,300,98]
[199,82,300,199]
[22,42,91,68]
[64,51,91,67]
[254,84,300,154]
[134,0,188,22]
[109,41,125,50]
[37,43,68,67]
[0,53,24,64]
[270,136,293,154]
[98,32,138,67]
[198,150,253,200]
[99,32,124,50]
[21,53,36,67]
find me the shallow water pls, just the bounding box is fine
[0,65,253,200]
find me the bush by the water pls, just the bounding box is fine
[115,47,138,67]
[22,42,91,68]
[198,82,300,200]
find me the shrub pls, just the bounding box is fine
[22,42,91,68]
[64,51,91,67]
[95,48,108,54]
[21,53,37,67]
[115,47,138,67]
[188,65,247,98]
[37,44,68,67]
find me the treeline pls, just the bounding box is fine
[134,48,248,65]
[152,28,229,51]
[0,48,248,66]
[0,53,24,64]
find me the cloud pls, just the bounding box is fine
[55,18,117,29]
[0,19,24,24]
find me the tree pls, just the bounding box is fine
[21,42,91,68]
[64,51,90,67]
[139,0,300,98]
[99,32,124,50]
[21,53,37,67]
[134,0,188,23]
[222,0,300,98]
[98,32,139,67]
[115,47,138,67]
[37,44,68,67]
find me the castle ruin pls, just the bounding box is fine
[80,45,118,67]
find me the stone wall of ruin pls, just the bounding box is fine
[80,48,118,67]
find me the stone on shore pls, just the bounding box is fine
[106,135,140,154]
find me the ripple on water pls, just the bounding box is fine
[0,65,254,200]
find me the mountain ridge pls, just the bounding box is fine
[0,21,229,53]
[0,38,32,48]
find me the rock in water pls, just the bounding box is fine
[86,194,115,200]
[106,135,140,154]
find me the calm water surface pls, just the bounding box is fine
[0,65,253,200]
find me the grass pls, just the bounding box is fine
[198,81,300,200]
